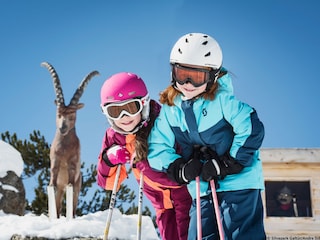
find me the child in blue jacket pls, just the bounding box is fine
[147,33,266,240]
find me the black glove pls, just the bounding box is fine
[200,146,219,161]
[200,147,227,182]
[220,152,244,175]
[167,147,203,184]
[200,147,244,181]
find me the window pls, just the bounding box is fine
[265,181,312,217]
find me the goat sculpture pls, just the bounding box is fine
[41,62,99,218]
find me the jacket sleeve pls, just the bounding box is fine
[135,159,181,187]
[147,105,181,171]
[221,94,265,167]
[96,129,127,191]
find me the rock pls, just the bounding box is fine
[0,170,26,216]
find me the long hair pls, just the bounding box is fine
[160,69,228,106]
[135,100,160,162]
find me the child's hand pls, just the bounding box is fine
[102,145,130,167]
[200,146,225,181]
[167,147,203,184]
[202,159,225,182]
[200,148,243,181]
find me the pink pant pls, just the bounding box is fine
[156,186,191,240]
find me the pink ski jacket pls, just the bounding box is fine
[97,102,184,212]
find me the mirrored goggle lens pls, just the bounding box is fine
[173,64,211,87]
[102,99,143,120]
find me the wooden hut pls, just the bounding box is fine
[260,148,320,239]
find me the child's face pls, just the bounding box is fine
[176,81,207,100]
[173,63,210,99]
[113,113,142,132]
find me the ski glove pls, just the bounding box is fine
[200,147,227,182]
[167,148,203,184]
[200,147,244,181]
[102,145,130,167]
[220,152,244,175]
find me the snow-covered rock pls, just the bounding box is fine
[0,140,25,215]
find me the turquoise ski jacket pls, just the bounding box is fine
[147,73,265,199]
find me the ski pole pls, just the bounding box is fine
[103,164,122,240]
[191,145,202,240]
[292,193,299,217]
[137,171,144,240]
[196,176,202,240]
[210,179,225,240]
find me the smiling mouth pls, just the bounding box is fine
[184,88,195,92]
[121,121,134,125]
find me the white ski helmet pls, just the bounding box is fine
[170,33,223,69]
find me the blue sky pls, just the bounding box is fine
[1,0,319,210]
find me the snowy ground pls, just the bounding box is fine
[0,209,159,240]
[0,140,159,240]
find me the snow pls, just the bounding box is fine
[0,140,23,178]
[0,209,159,239]
[0,140,159,240]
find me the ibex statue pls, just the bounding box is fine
[41,62,99,218]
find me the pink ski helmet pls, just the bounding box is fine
[100,72,150,134]
[100,72,148,104]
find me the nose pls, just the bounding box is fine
[59,121,68,135]
[184,78,193,85]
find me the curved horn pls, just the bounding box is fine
[41,62,65,106]
[69,70,100,105]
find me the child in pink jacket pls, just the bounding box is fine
[96,72,191,240]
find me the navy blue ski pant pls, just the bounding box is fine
[188,189,266,240]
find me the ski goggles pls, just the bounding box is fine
[102,98,144,120]
[172,64,217,87]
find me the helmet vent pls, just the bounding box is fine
[202,40,208,46]
[178,48,182,54]
[204,52,211,57]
